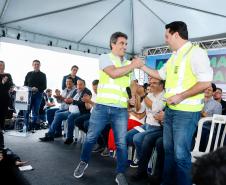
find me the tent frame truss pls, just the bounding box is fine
[143,37,226,55]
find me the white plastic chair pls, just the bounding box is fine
[149,148,157,175]
[191,114,226,162]
[63,120,83,142]
[77,130,86,143]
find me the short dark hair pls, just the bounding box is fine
[216,87,222,93]
[0,60,5,69]
[192,147,226,185]
[211,83,217,92]
[45,89,52,93]
[92,79,99,86]
[110,32,128,49]
[143,83,149,90]
[71,65,79,70]
[33,60,40,64]
[159,80,165,89]
[78,79,86,85]
[165,21,188,40]
[66,76,74,81]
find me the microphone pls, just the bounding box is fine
[126,87,132,99]
[126,87,135,108]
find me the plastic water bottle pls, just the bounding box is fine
[22,125,27,134]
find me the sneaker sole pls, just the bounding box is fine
[101,154,110,157]
[115,177,119,185]
[73,164,88,178]
[130,164,138,168]
[115,177,128,185]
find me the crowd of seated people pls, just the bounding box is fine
[39,79,91,143]
[2,56,226,185]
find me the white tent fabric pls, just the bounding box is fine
[0,0,226,54]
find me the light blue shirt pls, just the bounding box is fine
[203,98,222,116]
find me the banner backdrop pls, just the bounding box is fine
[146,48,226,99]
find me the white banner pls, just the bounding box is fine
[14,86,30,110]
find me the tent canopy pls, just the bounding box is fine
[0,0,226,55]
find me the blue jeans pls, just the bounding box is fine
[24,91,43,129]
[126,124,162,160]
[162,107,200,185]
[80,104,128,173]
[66,113,88,139]
[46,108,60,126]
[47,109,66,134]
[48,110,80,137]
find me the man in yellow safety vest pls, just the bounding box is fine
[137,21,213,185]
[73,32,142,185]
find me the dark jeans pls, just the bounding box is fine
[154,137,164,181]
[162,107,200,185]
[74,113,110,147]
[24,91,43,129]
[137,128,163,175]
[0,104,8,130]
[48,111,80,137]
[74,113,91,133]
[126,124,162,160]
[0,105,7,149]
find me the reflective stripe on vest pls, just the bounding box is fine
[96,53,131,108]
[164,44,204,111]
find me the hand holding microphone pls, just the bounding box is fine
[126,87,135,107]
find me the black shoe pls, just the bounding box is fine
[147,175,161,185]
[54,133,63,138]
[64,138,74,145]
[130,159,139,168]
[130,172,148,182]
[35,124,41,130]
[39,135,54,142]
[31,129,35,133]
[92,144,104,153]
[40,122,48,129]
